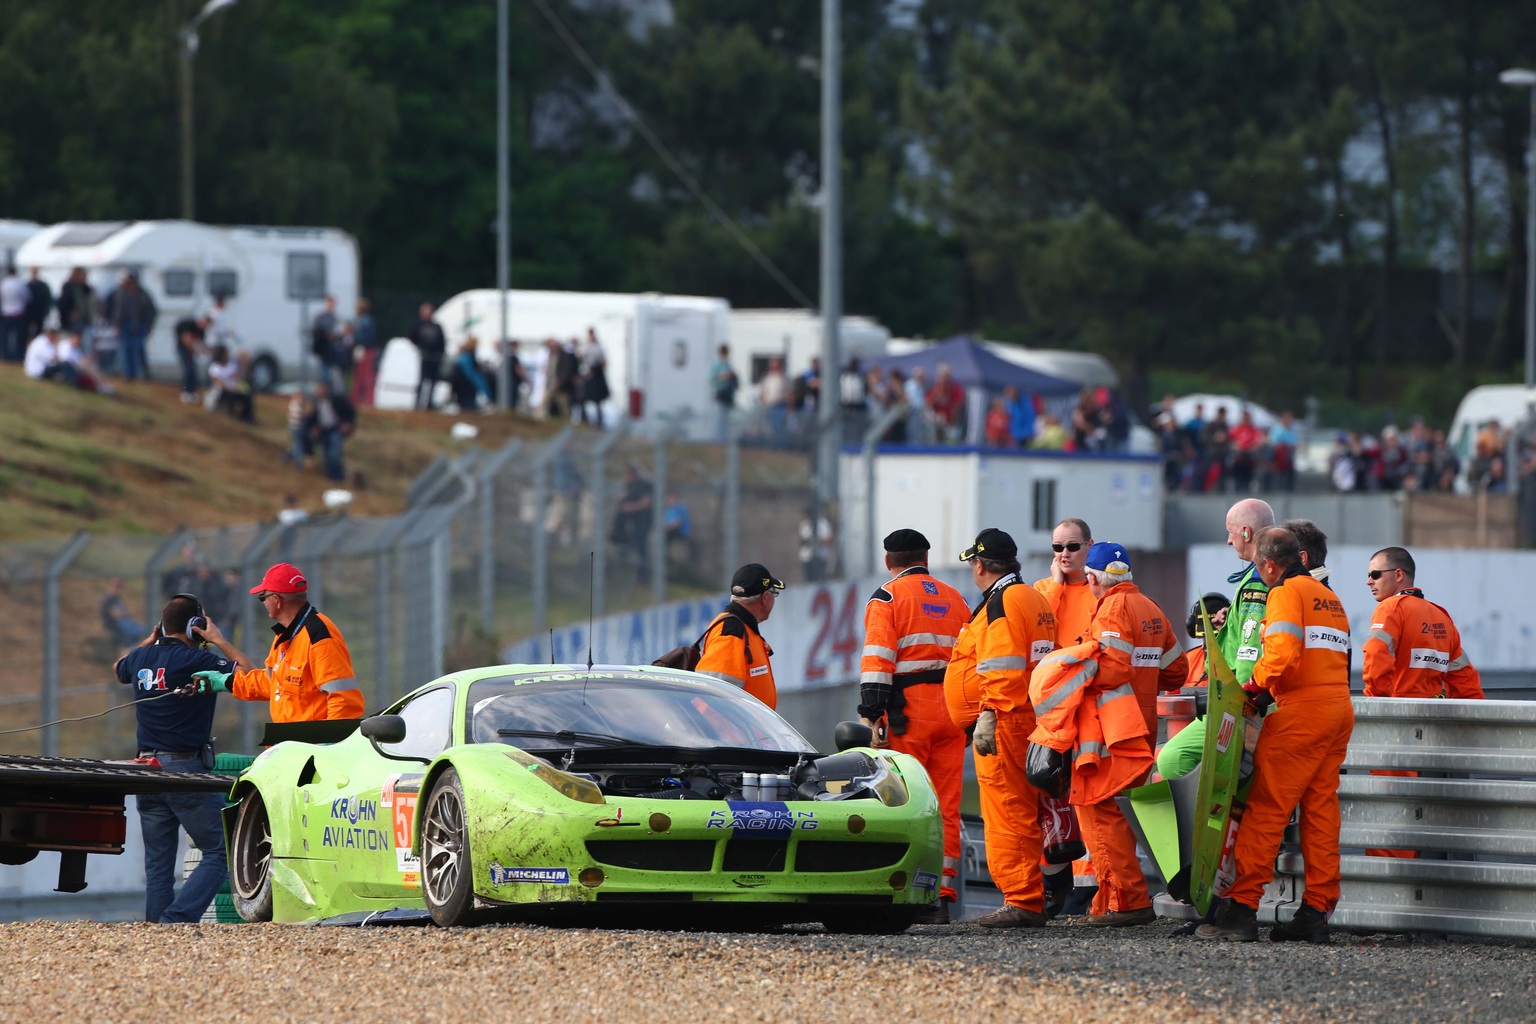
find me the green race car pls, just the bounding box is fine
[224,664,943,930]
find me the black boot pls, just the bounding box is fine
[1043,870,1071,921]
[1270,904,1330,944]
[1193,899,1258,941]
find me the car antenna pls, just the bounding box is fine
[582,551,595,707]
[548,628,554,665]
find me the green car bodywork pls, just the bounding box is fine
[223,665,944,928]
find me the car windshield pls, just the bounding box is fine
[465,670,816,754]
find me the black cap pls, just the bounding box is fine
[959,527,1017,563]
[731,563,786,598]
[883,528,930,553]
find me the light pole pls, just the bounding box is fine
[816,0,842,553]
[1501,67,1536,389]
[179,0,238,221]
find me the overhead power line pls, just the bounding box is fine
[527,0,815,310]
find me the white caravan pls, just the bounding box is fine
[1447,383,1536,492]
[728,308,890,393]
[17,220,359,389]
[434,289,729,437]
[0,220,41,269]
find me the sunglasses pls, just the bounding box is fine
[1366,569,1397,581]
[1051,542,1084,553]
[254,591,277,602]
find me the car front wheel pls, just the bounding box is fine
[422,768,480,926]
[230,789,274,922]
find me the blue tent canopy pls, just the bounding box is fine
[869,336,1081,397]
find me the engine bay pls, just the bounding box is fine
[559,749,895,803]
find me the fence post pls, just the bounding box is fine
[370,508,428,710]
[478,438,524,635]
[862,405,904,576]
[236,521,288,751]
[41,531,92,757]
[529,430,573,636]
[590,425,627,619]
[724,426,741,586]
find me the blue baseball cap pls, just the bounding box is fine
[1085,542,1131,576]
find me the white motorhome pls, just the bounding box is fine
[728,309,890,394]
[1448,383,1536,492]
[0,220,41,269]
[17,220,359,389]
[434,289,729,437]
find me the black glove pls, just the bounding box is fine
[1249,689,1275,714]
[1193,688,1209,718]
[1025,741,1071,799]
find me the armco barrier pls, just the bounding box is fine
[1150,697,1536,940]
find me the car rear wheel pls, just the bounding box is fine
[819,906,917,935]
[422,768,480,926]
[230,789,274,922]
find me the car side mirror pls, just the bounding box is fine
[833,720,873,752]
[360,714,407,745]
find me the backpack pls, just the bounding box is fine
[653,612,750,671]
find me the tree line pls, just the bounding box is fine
[2,1,1533,414]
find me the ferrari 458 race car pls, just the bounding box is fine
[224,664,943,930]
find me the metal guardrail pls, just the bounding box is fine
[1140,697,1536,940]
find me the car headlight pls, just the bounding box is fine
[503,749,604,804]
[853,758,909,808]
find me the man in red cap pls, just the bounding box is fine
[191,562,363,722]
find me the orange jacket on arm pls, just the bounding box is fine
[859,567,970,719]
[1251,570,1351,705]
[1087,582,1188,736]
[1362,590,1483,699]
[1028,642,1154,805]
[696,603,776,708]
[231,604,363,723]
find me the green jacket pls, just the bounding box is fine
[1216,563,1269,685]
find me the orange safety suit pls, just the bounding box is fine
[1184,644,1209,687]
[1361,588,1482,856]
[696,602,776,709]
[943,572,1056,913]
[1034,575,1099,897]
[858,566,971,900]
[1227,564,1353,914]
[231,603,363,722]
[1034,577,1097,647]
[1362,589,1483,699]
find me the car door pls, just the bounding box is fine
[324,684,457,902]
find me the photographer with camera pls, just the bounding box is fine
[113,593,233,923]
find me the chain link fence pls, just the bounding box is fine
[0,428,817,758]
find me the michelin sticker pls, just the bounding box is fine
[489,864,570,886]
[911,870,939,895]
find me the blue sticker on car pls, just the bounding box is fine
[488,864,570,885]
[911,870,939,894]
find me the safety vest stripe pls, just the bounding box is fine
[1078,739,1108,758]
[1367,628,1396,655]
[978,656,1029,672]
[1160,642,1184,667]
[1265,621,1304,639]
[699,670,743,688]
[1447,653,1470,671]
[1033,661,1098,715]
[898,632,956,648]
[863,644,898,662]
[861,671,893,686]
[895,658,949,674]
[319,676,360,693]
[1095,683,1135,709]
[1099,634,1135,655]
